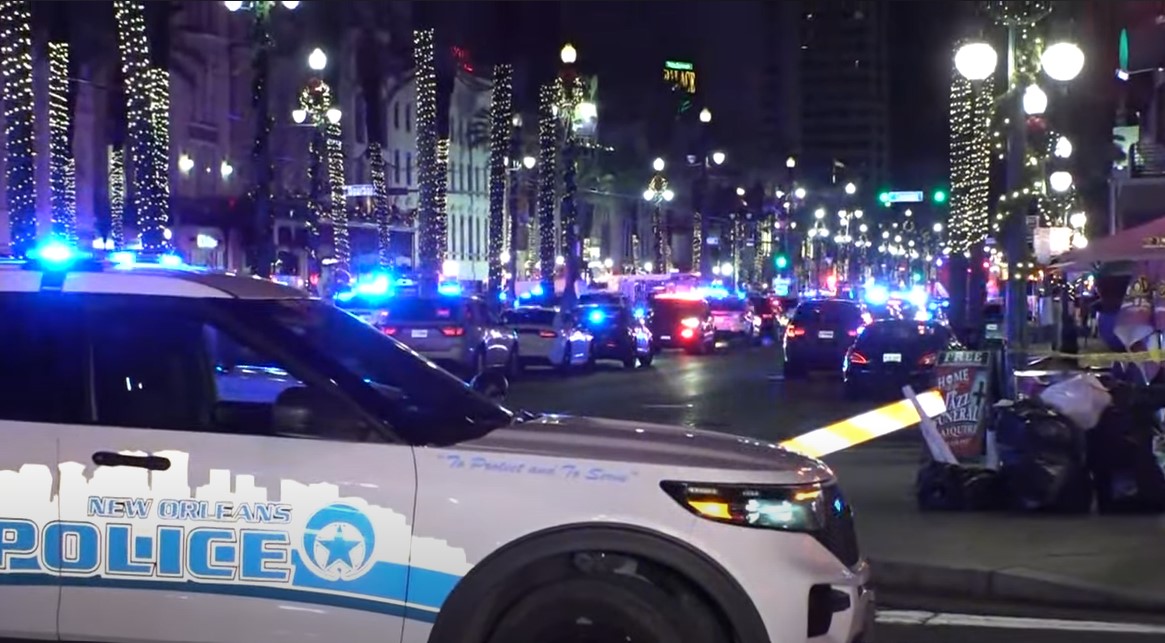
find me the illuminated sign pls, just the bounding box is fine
[663,60,696,94]
[664,60,693,71]
[882,191,924,204]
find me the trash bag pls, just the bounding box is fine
[1087,383,1165,514]
[994,399,1092,513]
[1039,374,1112,430]
[916,461,1006,512]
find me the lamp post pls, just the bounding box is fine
[693,107,723,276]
[643,157,674,275]
[223,0,299,278]
[955,28,1083,386]
[293,52,341,295]
[556,43,587,308]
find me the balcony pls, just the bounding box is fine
[1131,141,1165,178]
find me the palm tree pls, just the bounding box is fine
[0,0,37,256]
[113,0,167,253]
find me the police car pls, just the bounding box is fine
[0,243,873,643]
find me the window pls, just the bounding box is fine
[406,103,413,132]
[0,294,87,423]
[406,152,413,185]
[87,304,367,440]
[393,102,400,130]
[394,149,401,183]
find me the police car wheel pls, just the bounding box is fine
[639,350,654,367]
[557,345,573,374]
[486,574,714,643]
[475,348,487,375]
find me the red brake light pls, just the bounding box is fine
[786,325,806,337]
[849,351,869,365]
[538,330,557,338]
[382,327,397,336]
[680,328,695,339]
[847,329,859,337]
[440,326,465,337]
[918,352,938,367]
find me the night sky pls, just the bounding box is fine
[431,1,963,191]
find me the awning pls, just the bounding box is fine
[1054,216,1165,267]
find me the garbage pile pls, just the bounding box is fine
[917,374,1165,514]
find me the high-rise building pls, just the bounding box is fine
[797,0,890,190]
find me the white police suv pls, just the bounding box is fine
[0,244,873,643]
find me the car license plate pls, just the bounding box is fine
[883,353,902,363]
[818,330,834,339]
[660,335,671,340]
[411,329,429,339]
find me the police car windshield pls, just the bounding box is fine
[229,300,510,445]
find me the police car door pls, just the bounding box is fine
[56,298,415,643]
[0,292,88,640]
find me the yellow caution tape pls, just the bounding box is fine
[779,389,947,459]
[1024,348,1165,367]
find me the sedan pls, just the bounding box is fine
[502,306,593,373]
[843,319,958,399]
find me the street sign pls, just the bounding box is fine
[886,191,924,203]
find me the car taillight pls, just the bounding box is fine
[680,328,695,339]
[849,351,869,365]
[382,327,397,336]
[847,329,859,337]
[918,352,938,367]
[440,327,464,337]
[786,325,806,337]
[680,317,700,329]
[538,330,557,338]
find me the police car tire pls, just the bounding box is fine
[639,350,654,367]
[485,574,715,643]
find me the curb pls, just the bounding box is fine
[869,558,1165,613]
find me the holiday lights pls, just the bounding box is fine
[146,67,170,239]
[48,42,76,245]
[487,64,512,293]
[114,0,167,253]
[369,141,391,267]
[947,66,993,255]
[557,74,584,282]
[108,146,126,248]
[692,211,702,271]
[297,80,332,262]
[435,137,449,264]
[537,83,559,290]
[326,120,348,270]
[1,0,37,256]
[414,29,439,280]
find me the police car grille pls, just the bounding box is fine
[813,485,860,568]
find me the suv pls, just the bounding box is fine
[339,294,517,378]
[0,248,873,643]
[783,299,867,377]
[647,294,716,354]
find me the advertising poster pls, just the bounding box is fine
[933,351,994,461]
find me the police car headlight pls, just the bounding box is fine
[661,481,827,532]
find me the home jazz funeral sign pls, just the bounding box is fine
[934,351,993,461]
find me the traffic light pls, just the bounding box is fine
[932,189,947,204]
[878,192,891,207]
[774,253,789,270]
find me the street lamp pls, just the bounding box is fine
[560,43,577,64]
[653,157,665,172]
[1041,42,1085,81]
[711,151,725,165]
[325,107,342,124]
[844,182,856,195]
[736,186,745,197]
[522,155,536,170]
[291,108,307,124]
[954,41,998,81]
[1048,170,1073,193]
[644,160,674,274]
[933,222,944,233]
[178,154,194,174]
[1054,136,1072,158]
[308,47,327,71]
[786,156,796,169]
[794,187,806,199]
[699,108,712,123]
[220,160,234,180]
[1022,85,1047,115]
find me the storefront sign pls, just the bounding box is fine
[934,351,994,461]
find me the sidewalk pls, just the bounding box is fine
[824,443,1165,613]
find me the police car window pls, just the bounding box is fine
[0,294,87,424]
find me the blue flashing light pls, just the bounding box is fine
[336,291,356,303]
[28,240,81,266]
[497,290,507,302]
[354,273,393,297]
[914,310,932,322]
[531,284,545,297]
[437,282,463,296]
[518,291,533,299]
[907,287,928,309]
[158,254,184,267]
[109,251,136,267]
[633,306,647,320]
[587,309,606,325]
[865,285,889,306]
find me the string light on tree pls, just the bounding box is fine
[0,0,37,256]
[435,137,450,265]
[114,0,168,253]
[108,147,126,248]
[326,118,349,271]
[369,141,390,267]
[414,29,439,281]
[48,41,77,245]
[146,67,171,241]
[487,63,513,295]
[537,83,559,292]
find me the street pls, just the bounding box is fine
[506,343,1165,642]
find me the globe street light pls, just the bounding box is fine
[308,48,327,71]
[653,157,665,172]
[933,222,944,233]
[786,156,796,169]
[736,186,745,197]
[1048,170,1073,193]
[1069,211,1087,228]
[1054,136,1072,158]
[955,41,997,81]
[291,108,307,124]
[1022,84,1047,115]
[794,187,806,199]
[560,43,577,65]
[699,108,712,123]
[1041,42,1085,82]
[844,182,857,195]
[711,151,725,165]
[281,1,300,8]
[224,0,243,10]
[662,189,675,202]
[643,189,656,201]
[325,107,342,124]
[522,155,536,170]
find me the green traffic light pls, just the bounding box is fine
[775,255,789,269]
[878,192,890,203]
[932,190,947,204]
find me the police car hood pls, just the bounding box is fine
[464,414,834,484]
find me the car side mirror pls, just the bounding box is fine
[469,371,509,401]
[271,386,367,439]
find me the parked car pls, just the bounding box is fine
[783,299,866,377]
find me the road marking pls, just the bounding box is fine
[640,403,693,409]
[877,610,1165,634]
